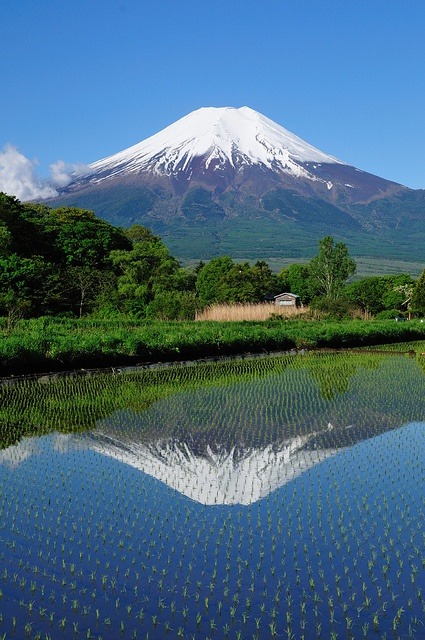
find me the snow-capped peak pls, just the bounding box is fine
[88,106,345,183]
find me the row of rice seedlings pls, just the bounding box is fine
[1,348,423,448]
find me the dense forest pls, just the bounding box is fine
[1,192,425,322]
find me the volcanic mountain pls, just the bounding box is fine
[49,107,425,262]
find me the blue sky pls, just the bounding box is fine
[2,0,425,197]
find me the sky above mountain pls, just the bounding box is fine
[2,1,425,200]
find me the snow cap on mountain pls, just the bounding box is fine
[89,106,344,181]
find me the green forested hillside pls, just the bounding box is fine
[49,185,425,263]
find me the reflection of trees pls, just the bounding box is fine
[0,358,292,449]
[416,354,425,377]
[97,354,425,455]
[1,352,424,456]
[306,354,382,401]
[307,359,357,400]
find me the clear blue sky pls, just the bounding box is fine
[2,0,425,192]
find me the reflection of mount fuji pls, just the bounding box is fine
[79,355,420,505]
[83,422,343,505]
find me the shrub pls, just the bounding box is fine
[375,309,402,320]
[147,291,197,320]
[310,296,355,319]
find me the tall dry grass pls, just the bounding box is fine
[195,302,309,322]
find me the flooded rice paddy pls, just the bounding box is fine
[0,349,425,639]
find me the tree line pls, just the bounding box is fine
[1,192,425,321]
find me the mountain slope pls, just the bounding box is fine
[47,106,425,262]
[61,106,404,203]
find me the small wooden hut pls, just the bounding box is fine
[273,292,301,308]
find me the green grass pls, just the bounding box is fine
[2,315,425,376]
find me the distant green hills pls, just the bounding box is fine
[49,184,425,267]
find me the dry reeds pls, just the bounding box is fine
[195,302,309,322]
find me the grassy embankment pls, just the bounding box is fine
[2,315,425,376]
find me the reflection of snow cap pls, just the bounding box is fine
[83,430,339,505]
[52,433,87,453]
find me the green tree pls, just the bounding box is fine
[65,266,115,317]
[346,274,414,316]
[0,254,60,317]
[196,258,279,307]
[0,197,135,317]
[411,268,425,315]
[0,223,12,257]
[218,262,257,302]
[147,290,197,320]
[52,207,131,268]
[1,193,51,259]
[172,266,197,293]
[345,276,388,315]
[310,295,354,319]
[381,274,414,312]
[250,260,279,300]
[195,256,234,307]
[125,224,157,245]
[309,236,356,299]
[110,232,180,315]
[277,263,313,304]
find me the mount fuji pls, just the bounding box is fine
[85,106,346,193]
[48,106,425,262]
